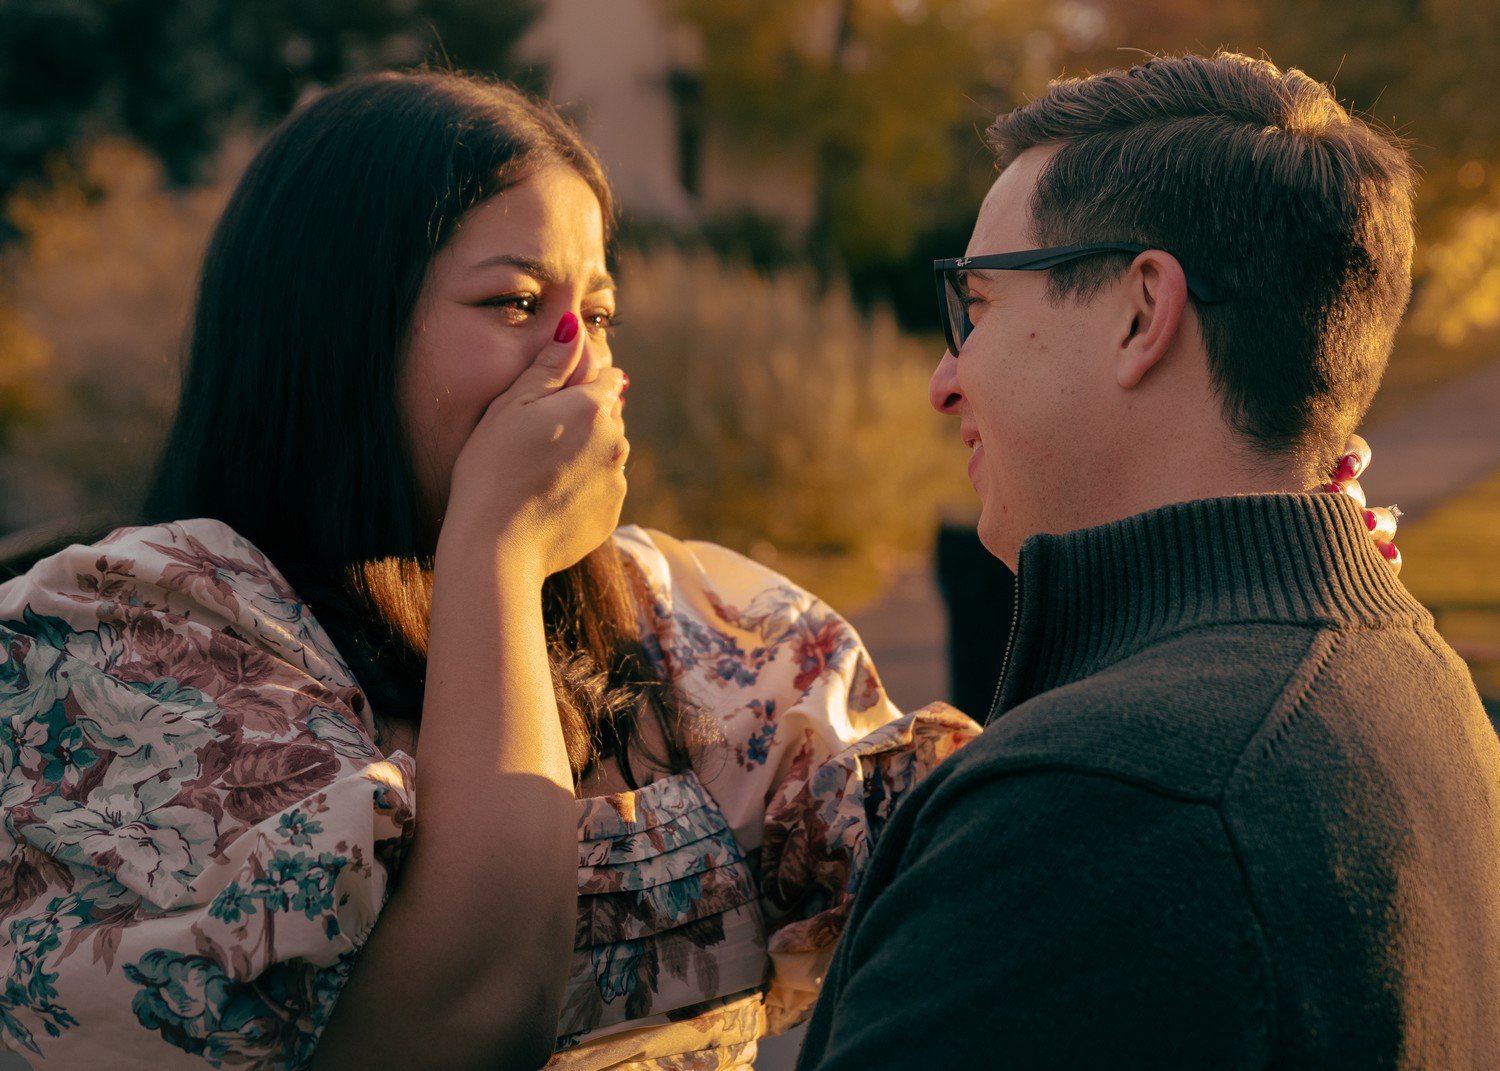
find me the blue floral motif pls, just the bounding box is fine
[0,895,89,1054]
[0,637,31,693]
[862,762,890,846]
[39,720,98,786]
[644,871,703,921]
[207,881,256,925]
[747,698,776,721]
[207,849,346,933]
[125,948,355,1068]
[592,939,644,1003]
[745,724,776,766]
[277,809,323,847]
[5,696,98,789]
[11,608,73,654]
[670,614,760,687]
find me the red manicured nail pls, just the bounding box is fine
[1320,482,1343,495]
[1380,541,1399,561]
[620,370,631,394]
[1334,453,1360,481]
[1364,509,1377,530]
[553,312,579,344]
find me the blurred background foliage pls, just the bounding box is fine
[0,0,1497,619]
[612,246,968,606]
[0,0,542,222]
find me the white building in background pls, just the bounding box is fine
[518,0,817,236]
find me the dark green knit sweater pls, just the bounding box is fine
[797,494,1500,1069]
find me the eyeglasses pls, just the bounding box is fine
[933,242,1224,356]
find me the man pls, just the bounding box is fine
[796,52,1500,1068]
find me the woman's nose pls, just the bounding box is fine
[929,350,963,414]
[566,329,612,387]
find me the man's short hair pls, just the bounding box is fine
[988,52,1415,469]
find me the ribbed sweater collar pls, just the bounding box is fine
[989,493,1430,722]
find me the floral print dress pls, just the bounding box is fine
[0,520,977,1069]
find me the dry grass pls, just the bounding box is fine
[1366,322,1500,426]
[1392,464,1500,698]
[610,247,972,607]
[0,139,238,528]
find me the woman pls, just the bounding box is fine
[0,71,1392,1070]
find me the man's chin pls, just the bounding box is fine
[976,513,1021,571]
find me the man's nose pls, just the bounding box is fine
[929,350,962,414]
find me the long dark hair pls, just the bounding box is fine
[146,70,696,787]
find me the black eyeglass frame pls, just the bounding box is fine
[933,242,1224,356]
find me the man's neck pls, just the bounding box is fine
[1070,428,1315,544]
[999,439,1313,568]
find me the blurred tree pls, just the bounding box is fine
[673,0,1055,326]
[1067,0,1500,342]
[0,0,540,237]
[0,302,46,449]
[682,0,1500,341]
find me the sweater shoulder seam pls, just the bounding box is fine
[1213,625,1349,1058]
[1213,803,1282,1056]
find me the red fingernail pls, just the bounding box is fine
[1364,509,1377,530]
[1319,482,1343,495]
[553,312,578,344]
[620,370,631,394]
[1334,453,1359,481]
[1380,541,1399,561]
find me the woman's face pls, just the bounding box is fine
[400,165,616,525]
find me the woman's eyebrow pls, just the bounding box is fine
[469,252,614,292]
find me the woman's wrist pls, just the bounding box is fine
[434,511,549,594]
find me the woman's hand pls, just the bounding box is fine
[444,312,628,582]
[1316,433,1402,575]
[319,313,620,1069]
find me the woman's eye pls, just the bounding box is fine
[481,293,539,320]
[583,309,618,334]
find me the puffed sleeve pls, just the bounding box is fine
[0,520,414,1069]
[611,527,980,1034]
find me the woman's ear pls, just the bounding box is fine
[1116,250,1189,389]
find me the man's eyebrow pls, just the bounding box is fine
[470,253,614,292]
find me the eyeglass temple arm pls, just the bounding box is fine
[942,246,1224,303]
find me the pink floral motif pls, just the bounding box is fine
[68,557,137,604]
[142,532,277,616]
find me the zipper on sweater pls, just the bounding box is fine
[984,580,1022,724]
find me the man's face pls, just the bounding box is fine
[928,146,1119,566]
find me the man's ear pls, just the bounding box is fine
[1115,250,1189,389]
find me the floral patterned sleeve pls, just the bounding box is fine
[0,520,414,1069]
[613,528,980,1036]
